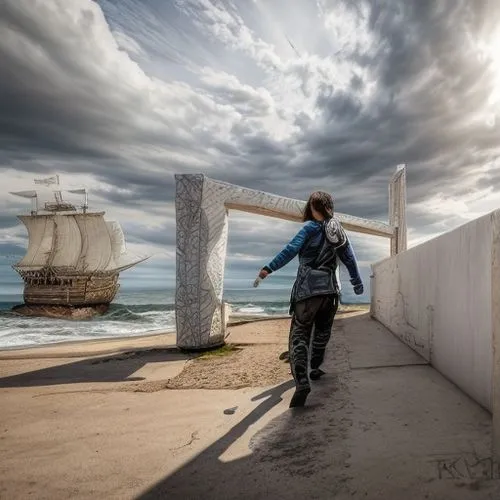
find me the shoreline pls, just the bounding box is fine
[0,305,370,357]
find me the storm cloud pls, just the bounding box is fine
[1,0,500,292]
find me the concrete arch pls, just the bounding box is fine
[175,166,407,350]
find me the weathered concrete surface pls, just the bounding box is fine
[371,210,498,412]
[345,312,427,369]
[1,313,499,500]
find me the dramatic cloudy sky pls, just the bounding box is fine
[1,0,500,298]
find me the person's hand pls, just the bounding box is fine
[254,268,270,287]
[258,268,269,279]
[350,277,364,295]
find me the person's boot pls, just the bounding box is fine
[289,379,311,408]
[279,351,289,362]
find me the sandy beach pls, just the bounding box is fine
[0,312,302,500]
[1,307,500,499]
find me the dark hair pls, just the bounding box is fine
[303,191,334,222]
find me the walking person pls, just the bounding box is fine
[256,192,364,408]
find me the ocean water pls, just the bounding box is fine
[0,286,368,349]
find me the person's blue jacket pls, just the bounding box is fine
[264,220,362,287]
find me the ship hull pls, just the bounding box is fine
[22,274,119,306]
[13,270,120,319]
[12,303,109,320]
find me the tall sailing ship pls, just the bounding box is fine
[10,175,149,318]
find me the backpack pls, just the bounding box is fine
[290,217,347,306]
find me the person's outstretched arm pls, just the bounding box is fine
[336,236,364,295]
[258,221,320,278]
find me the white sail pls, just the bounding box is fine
[50,215,82,268]
[10,190,37,198]
[11,177,148,278]
[104,220,150,272]
[15,210,147,274]
[16,216,55,269]
[73,214,113,272]
[106,221,126,261]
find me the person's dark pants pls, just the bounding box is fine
[288,294,339,389]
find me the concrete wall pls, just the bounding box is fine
[371,210,500,412]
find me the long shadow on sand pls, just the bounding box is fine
[136,379,323,500]
[135,371,353,500]
[0,348,190,387]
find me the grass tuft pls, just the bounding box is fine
[197,344,239,360]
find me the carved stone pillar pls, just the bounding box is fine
[175,175,228,350]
